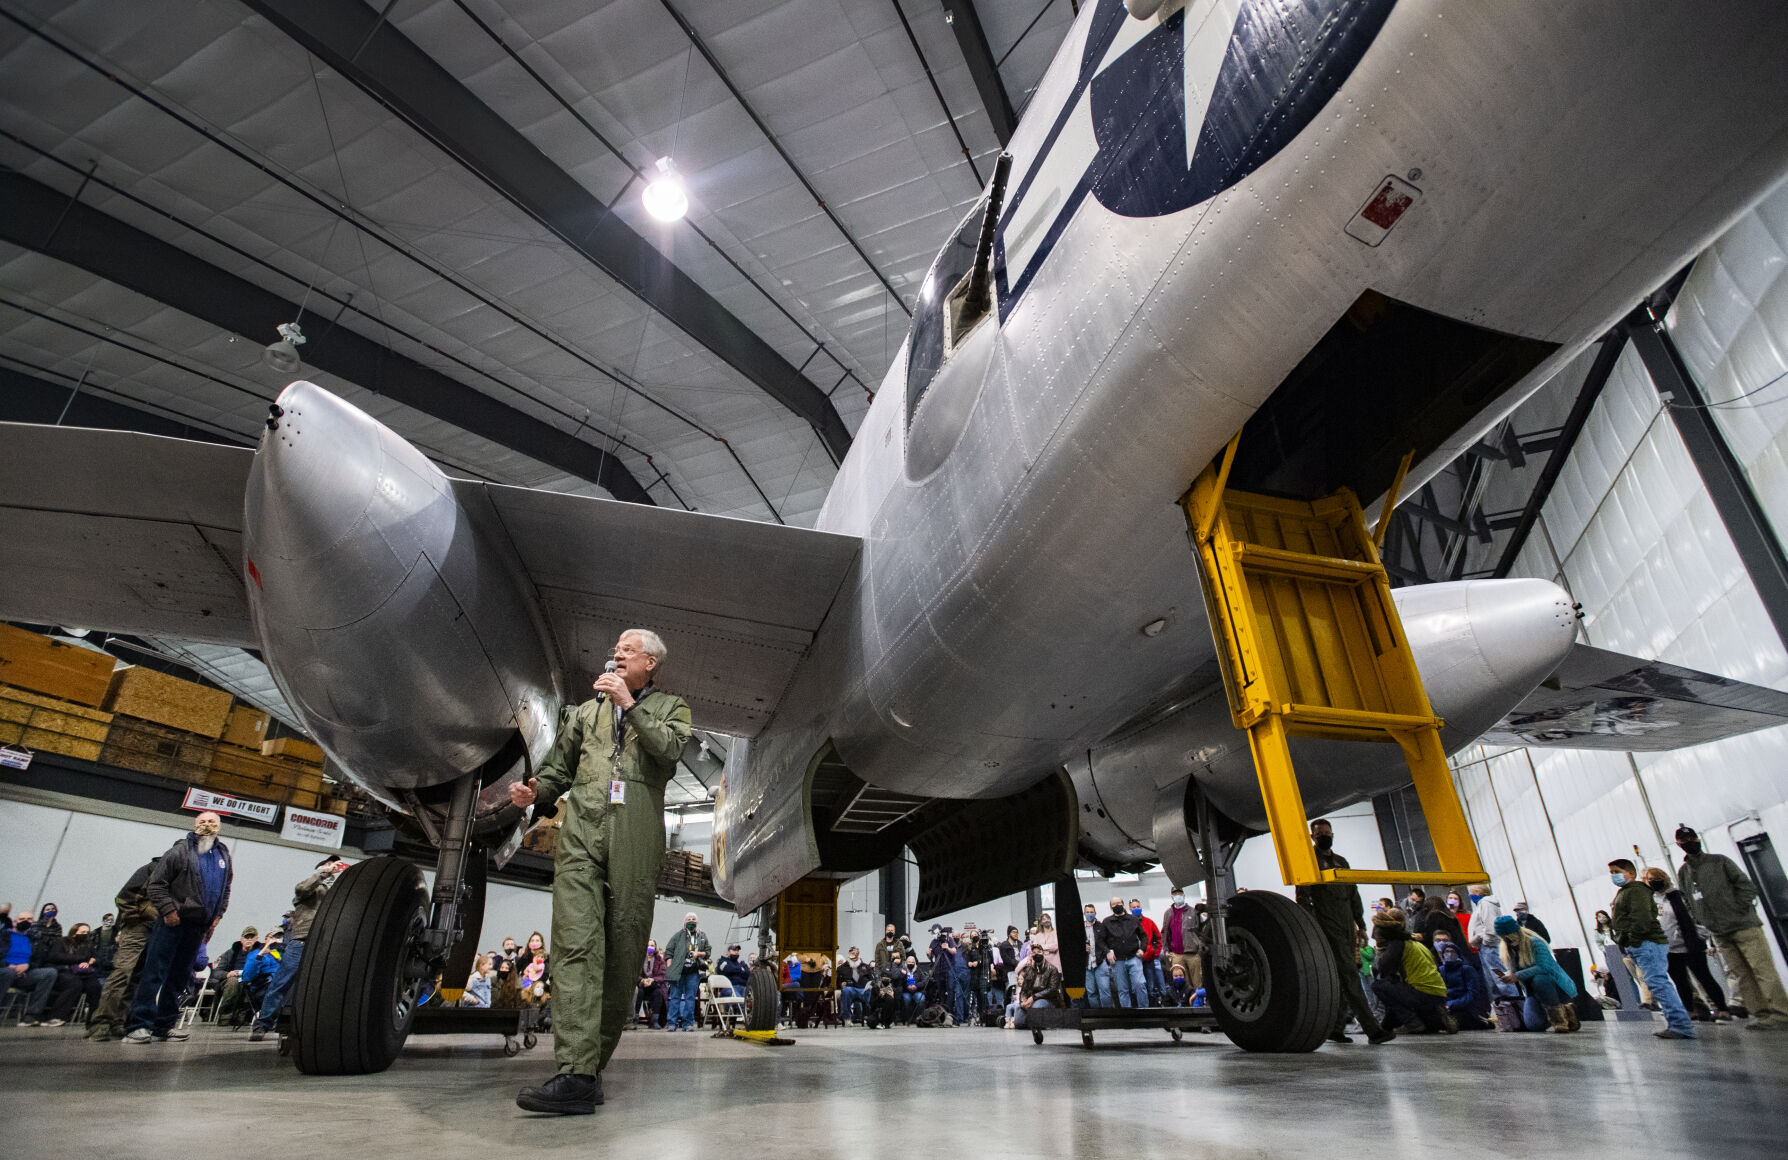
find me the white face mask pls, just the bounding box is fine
[1172,896,1186,908]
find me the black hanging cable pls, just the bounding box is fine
[889,0,984,187]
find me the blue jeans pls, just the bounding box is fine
[1143,958,1166,1004]
[1012,997,1050,1028]
[1089,963,1112,1007]
[670,972,701,1028]
[1627,940,1693,1035]
[8,966,57,1018]
[253,938,305,1032]
[126,920,206,1035]
[1479,944,1520,998]
[901,992,922,1021]
[948,974,968,1023]
[1110,957,1145,1008]
[841,985,871,1022]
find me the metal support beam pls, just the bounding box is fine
[0,171,654,503]
[947,2,1017,145]
[1634,312,1788,648]
[242,0,853,465]
[1493,331,1628,578]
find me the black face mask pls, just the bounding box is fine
[1111,904,1124,915]
[1681,841,1702,856]
[1314,834,1333,852]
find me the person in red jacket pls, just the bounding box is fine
[1131,898,1164,1006]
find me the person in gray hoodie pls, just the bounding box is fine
[1676,825,1786,1029]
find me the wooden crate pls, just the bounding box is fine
[211,743,322,791]
[221,705,271,750]
[0,623,116,707]
[260,736,325,766]
[100,715,217,781]
[104,667,233,738]
[0,685,114,761]
[201,767,320,810]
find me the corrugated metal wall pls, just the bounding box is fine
[1452,181,1788,981]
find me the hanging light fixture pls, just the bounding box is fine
[642,156,688,222]
[263,321,307,373]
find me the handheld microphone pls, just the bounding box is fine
[595,659,617,705]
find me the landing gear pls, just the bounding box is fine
[1206,891,1338,1053]
[290,856,430,1074]
[745,900,780,1032]
[292,771,489,1074]
[1191,784,1340,1054]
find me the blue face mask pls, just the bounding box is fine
[1131,907,1142,916]
[1611,872,1629,886]
[1468,893,1482,905]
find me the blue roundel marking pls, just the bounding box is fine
[995,0,1396,314]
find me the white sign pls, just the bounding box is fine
[182,786,279,825]
[0,746,31,770]
[281,808,346,849]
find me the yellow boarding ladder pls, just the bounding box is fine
[1181,438,1486,888]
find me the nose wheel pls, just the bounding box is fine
[1207,890,1339,1053]
[289,856,431,1074]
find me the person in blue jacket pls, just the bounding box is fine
[1433,931,1491,1029]
[1494,914,1579,1033]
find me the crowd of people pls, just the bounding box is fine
[8,813,1786,1049]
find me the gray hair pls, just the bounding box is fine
[624,628,668,665]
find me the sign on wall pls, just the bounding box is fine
[0,746,31,770]
[280,807,346,849]
[181,786,279,825]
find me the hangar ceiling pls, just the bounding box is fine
[0,0,1077,525]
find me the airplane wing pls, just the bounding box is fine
[1480,643,1788,750]
[0,423,257,647]
[450,481,860,738]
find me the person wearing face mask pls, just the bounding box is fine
[1676,824,1788,1029]
[1641,867,1730,1023]
[1129,899,1164,1005]
[5,910,59,1026]
[990,926,1022,1014]
[1161,889,1203,997]
[839,947,875,1024]
[1432,932,1491,1031]
[1297,819,1395,1045]
[717,943,750,997]
[1029,912,1061,975]
[1467,884,1518,1006]
[1081,905,1108,1007]
[123,812,233,1044]
[634,938,666,1029]
[874,924,903,972]
[1008,944,1065,1029]
[1511,902,1550,943]
[1096,896,1146,1009]
[662,913,711,1031]
[1607,858,1695,1039]
[247,856,350,1042]
[898,955,925,1022]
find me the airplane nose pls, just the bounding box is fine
[251,381,382,565]
[1463,577,1579,688]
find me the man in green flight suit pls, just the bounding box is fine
[1295,818,1394,1045]
[510,628,692,1114]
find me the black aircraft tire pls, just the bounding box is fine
[745,964,780,1032]
[292,857,429,1075]
[1209,890,1340,1053]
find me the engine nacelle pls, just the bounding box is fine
[1076,579,1576,874]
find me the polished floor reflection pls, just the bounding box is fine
[3,1018,1786,1157]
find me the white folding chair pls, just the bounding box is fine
[706,974,745,1031]
[178,971,216,1030]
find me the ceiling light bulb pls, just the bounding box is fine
[642,156,688,222]
[263,321,306,373]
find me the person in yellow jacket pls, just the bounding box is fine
[509,629,692,1114]
[1369,908,1458,1035]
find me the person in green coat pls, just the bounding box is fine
[661,913,712,1031]
[1295,818,1393,1044]
[1675,824,1788,1029]
[509,629,693,1114]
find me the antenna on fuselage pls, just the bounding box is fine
[959,151,1013,322]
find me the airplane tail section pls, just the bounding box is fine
[1481,644,1788,751]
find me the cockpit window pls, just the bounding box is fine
[905,201,985,429]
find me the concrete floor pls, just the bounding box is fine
[3,1019,1785,1157]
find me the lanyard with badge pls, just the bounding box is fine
[607,687,652,805]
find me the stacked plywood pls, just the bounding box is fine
[0,684,115,762]
[221,705,270,750]
[658,848,712,896]
[260,736,325,766]
[100,715,218,781]
[0,622,116,706]
[104,666,233,737]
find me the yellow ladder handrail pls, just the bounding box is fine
[1182,441,1485,887]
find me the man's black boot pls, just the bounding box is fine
[516,1071,602,1114]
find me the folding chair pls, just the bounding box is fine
[706,974,745,1031]
[1,988,26,1026]
[178,971,215,1030]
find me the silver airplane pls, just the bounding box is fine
[7,0,1788,1069]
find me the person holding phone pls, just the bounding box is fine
[249,855,351,1041]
